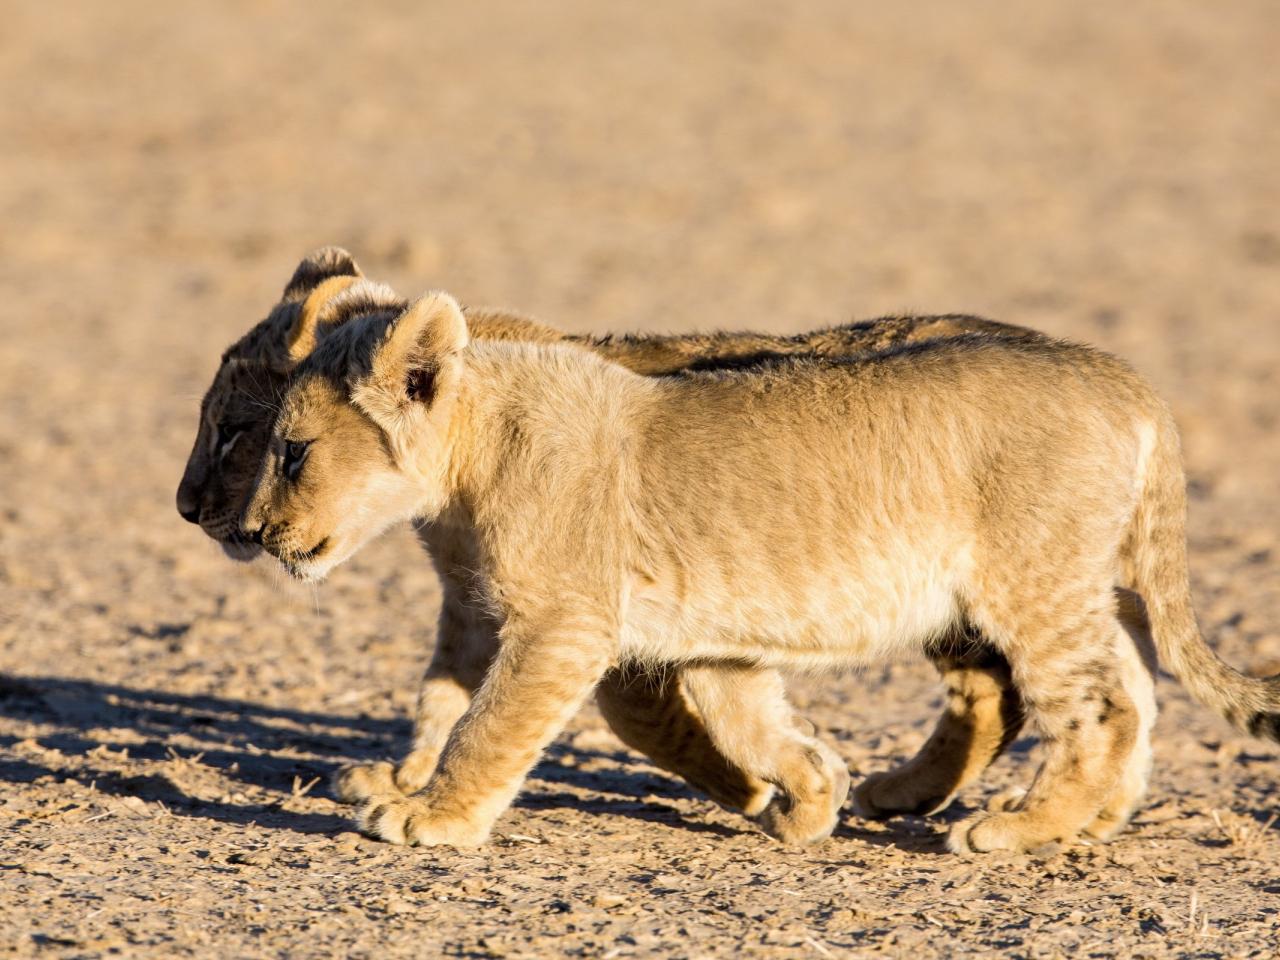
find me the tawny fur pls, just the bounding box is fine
[240,287,1255,854]
[179,248,1072,840]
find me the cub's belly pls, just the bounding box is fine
[619,573,958,669]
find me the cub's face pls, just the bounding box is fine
[239,373,425,582]
[176,245,369,559]
[241,291,471,583]
[176,357,286,561]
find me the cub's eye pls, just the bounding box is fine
[217,422,250,459]
[283,439,311,482]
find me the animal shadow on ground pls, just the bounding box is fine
[0,673,749,838]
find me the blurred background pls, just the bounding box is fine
[1,1,1278,954]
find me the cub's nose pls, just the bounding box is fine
[239,510,265,544]
[176,485,201,525]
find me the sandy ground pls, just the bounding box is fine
[2,1,1279,956]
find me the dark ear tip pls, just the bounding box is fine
[283,246,362,299]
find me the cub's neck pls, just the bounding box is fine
[442,338,652,519]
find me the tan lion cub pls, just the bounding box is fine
[179,248,1068,843]
[242,290,1279,854]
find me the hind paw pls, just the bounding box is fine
[947,810,1072,855]
[851,770,953,820]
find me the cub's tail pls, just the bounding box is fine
[1121,404,1280,740]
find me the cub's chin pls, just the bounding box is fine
[220,539,263,562]
[277,535,343,584]
[281,554,338,584]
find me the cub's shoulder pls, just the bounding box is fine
[465,308,569,345]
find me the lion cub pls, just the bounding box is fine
[180,248,1062,843]
[242,291,1280,853]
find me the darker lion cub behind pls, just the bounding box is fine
[177,247,1070,846]
[242,291,1280,855]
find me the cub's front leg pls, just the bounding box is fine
[358,609,616,847]
[333,588,498,804]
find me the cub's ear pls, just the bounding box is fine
[282,246,363,301]
[284,274,363,362]
[353,292,469,429]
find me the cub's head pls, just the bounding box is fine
[240,291,471,582]
[175,247,404,560]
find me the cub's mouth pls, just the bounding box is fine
[219,531,263,562]
[280,537,331,580]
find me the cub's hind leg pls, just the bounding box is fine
[853,589,1154,827]
[981,591,1157,843]
[595,666,777,816]
[1082,597,1157,841]
[852,630,1024,819]
[949,596,1139,854]
[679,664,850,845]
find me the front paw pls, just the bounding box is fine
[333,748,443,805]
[757,742,850,846]
[357,795,490,848]
[332,761,402,804]
[946,810,1068,855]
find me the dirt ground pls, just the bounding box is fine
[2,1,1279,957]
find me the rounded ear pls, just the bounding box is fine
[381,291,470,370]
[282,246,363,301]
[355,292,469,425]
[285,274,363,362]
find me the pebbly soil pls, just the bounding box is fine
[1,1,1278,957]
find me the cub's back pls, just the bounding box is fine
[629,334,1156,550]
[576,313,1038,377]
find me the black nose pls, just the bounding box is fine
[239,511,265,543]
[176,483,202,524]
